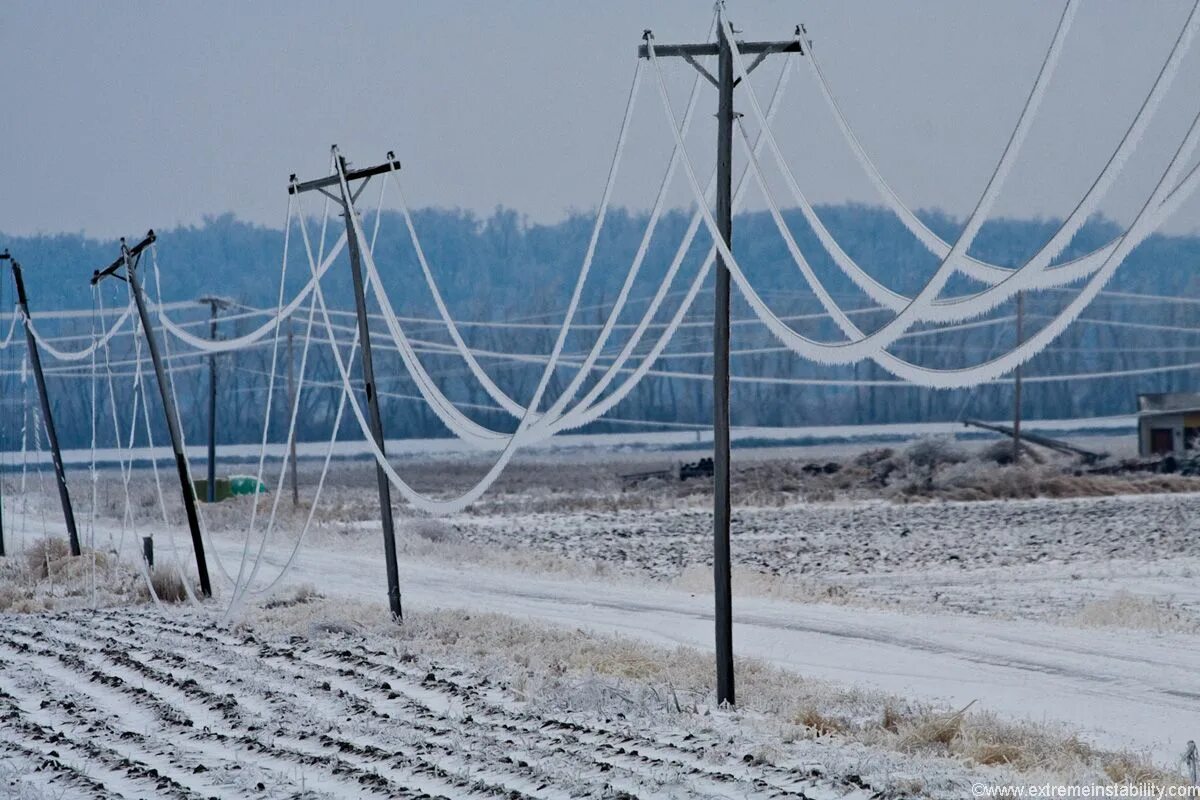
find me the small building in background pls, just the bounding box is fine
[1137,392,1200,455]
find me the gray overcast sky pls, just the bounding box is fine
[2,1,1199,238]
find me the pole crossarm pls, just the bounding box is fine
[91,231,156,285]
[637,38,802,59]
[288,153,401,196]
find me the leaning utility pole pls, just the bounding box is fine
[289,148,404,620]
[198,295,231,502]
[2,250,81,556]
[639,14,804,707]
[92,232,212,597]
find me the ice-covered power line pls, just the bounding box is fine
[15,6,1200,633]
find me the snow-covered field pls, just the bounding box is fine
[0,606,891,799]
[3,439,1200,797]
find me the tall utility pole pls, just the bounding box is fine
[640,15,804,707]
[1013,291,1024,463]
[2,251,81,556]
[198,295,231,503]
[287,317,299,507]
[289,148,404,620]
[92,232,212,597]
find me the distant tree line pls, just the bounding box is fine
[1,204,1198,452]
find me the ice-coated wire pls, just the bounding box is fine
[356,60,645,450]
[651,28,1200,385]
[230,313,358,612]
[304,64,648,513]
[228,186,338,615]
[25,302,134,362]
[543,52,796,435]
[729,100,1200,376]
[158,232,347,354]
[148,244,240,589]
[801,0,1200,289]
[381,16,714,425]
[130,296,201,605]
[369,49,784,444]
[102,285,172,608]
[0,312,20,350]
[225,194,297,601]
[722,5,1076,338]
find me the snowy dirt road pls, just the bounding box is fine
[0,608,875,800]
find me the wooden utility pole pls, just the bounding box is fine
[3,251,81,557]
[289,148,404,620]
[639,15,804,708]
[287,317,299,507]
[198,295,230,502]
[92,232,212,597]
[1013,291,1024,463]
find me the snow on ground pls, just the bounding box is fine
[0,606,887,799]
[4,440,1200,796]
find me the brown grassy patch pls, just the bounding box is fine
[898,702,973,749]
[24,537,72,579]
[144,566,190,604]
[796,708,847,737]
[1,538,159,612]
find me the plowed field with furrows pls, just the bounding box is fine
[0,609,874,799]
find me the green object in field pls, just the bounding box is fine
[193,476,268,502]
[229,475,268,497]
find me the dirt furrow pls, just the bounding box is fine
[133,611,865,798]
[339,642,832,799]
[0,678,205,799]
[0,628,442,798]
[15,609,874,799]
[102,613,663,797]
[43,616,564,799]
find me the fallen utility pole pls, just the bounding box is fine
[2,250,81,556]
[962,418,1107,464]
[639,14,805,708]
[289,147,404,620]
[91,232,212,597]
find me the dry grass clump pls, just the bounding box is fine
[23,537,74,579]
[1103,753,1173,785]
[1068,591,1197,633]
[896,701,973,749]
[142,565,190,604]
[795,708,848,737]
[241,596,1179,792]
[1,537,174,613]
